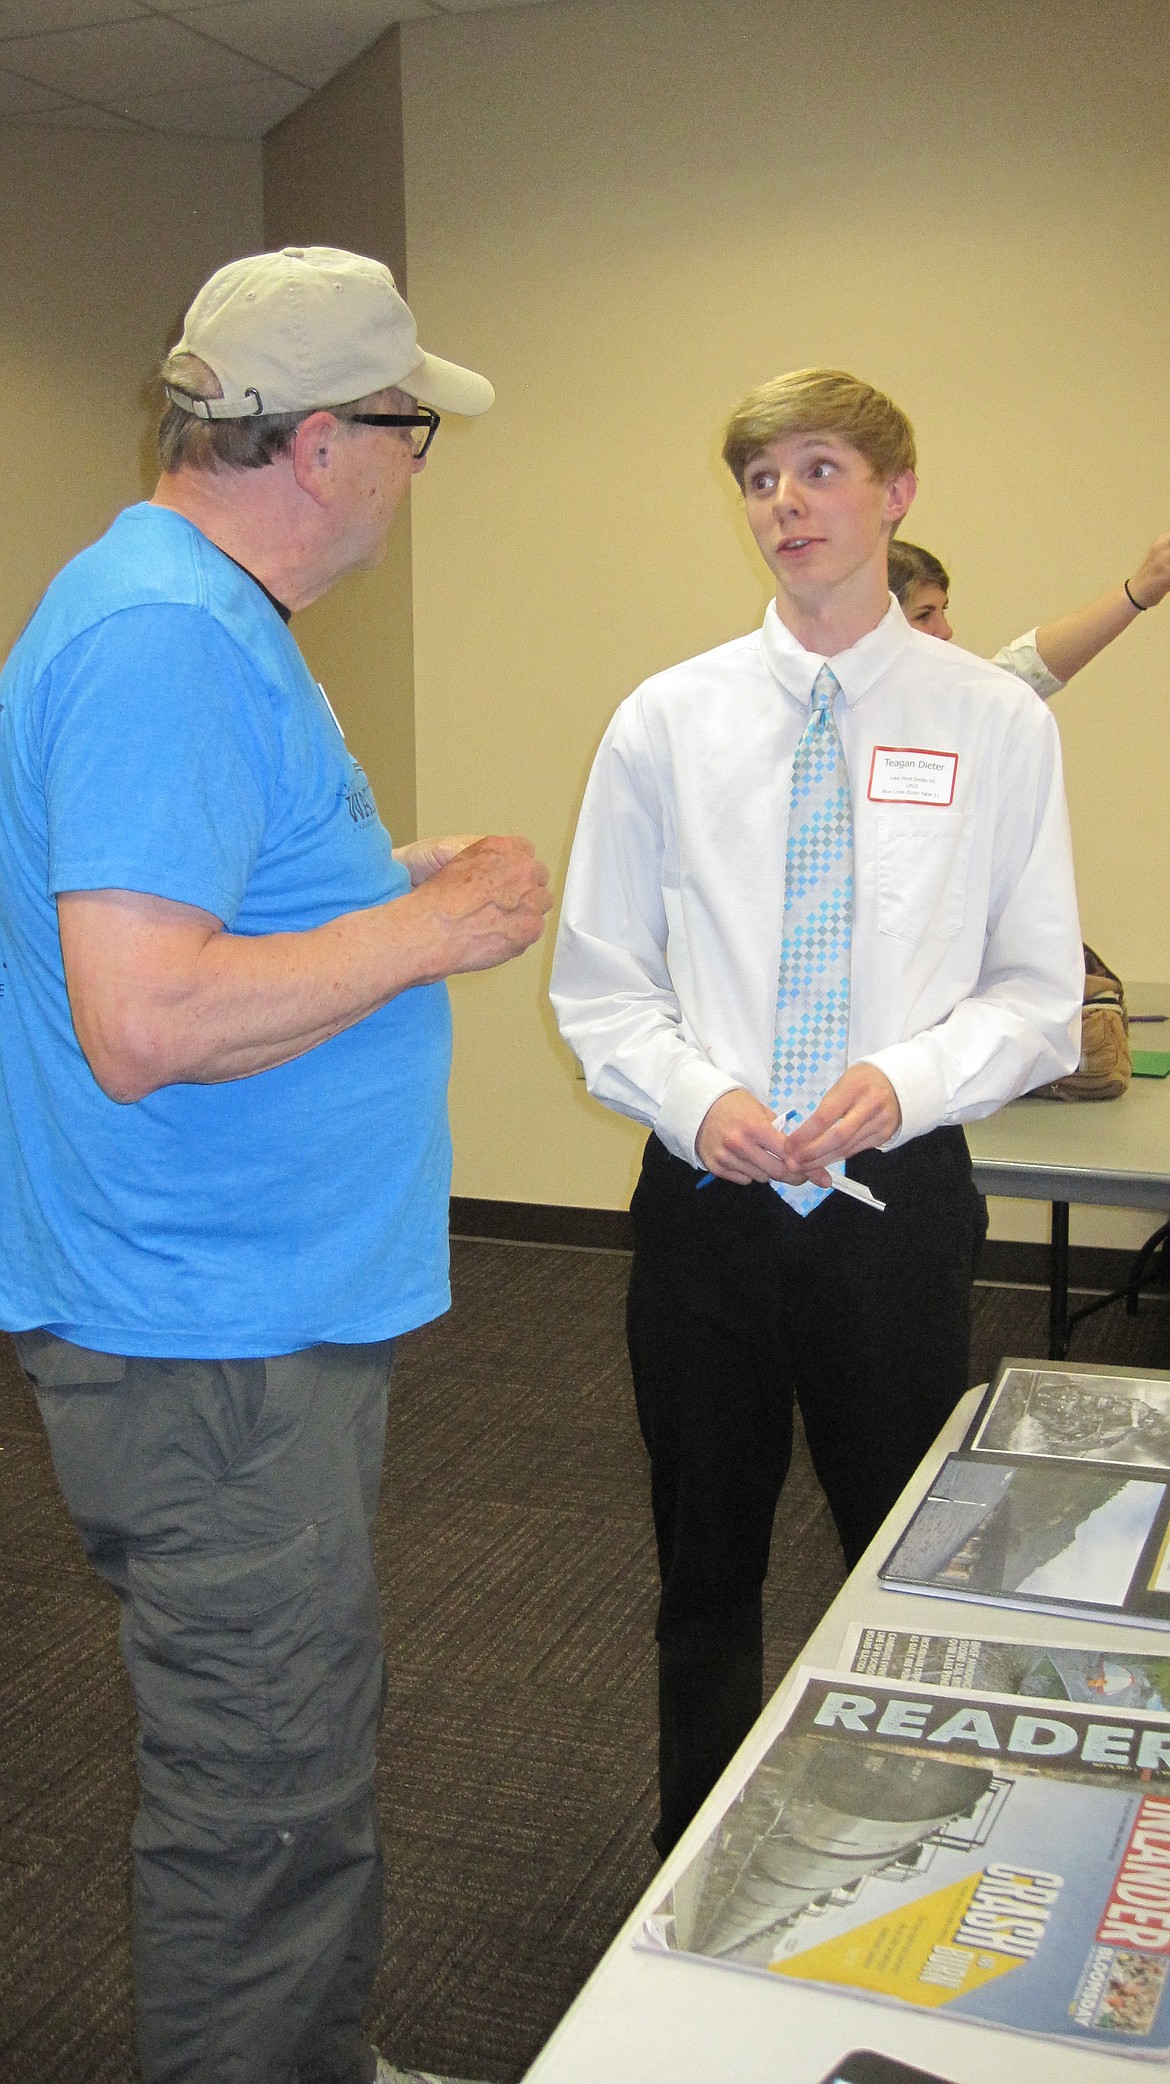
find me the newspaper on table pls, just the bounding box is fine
[640,1664,1170,2057]
[841,1621,1170,1712]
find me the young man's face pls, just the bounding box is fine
[742,430,914,615]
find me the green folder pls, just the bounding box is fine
[1131,1049,1170,1078]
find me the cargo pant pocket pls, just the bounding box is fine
[126,1524,330,1767]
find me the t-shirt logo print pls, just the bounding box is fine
[769,663,853,1215]
[346,767,376,824]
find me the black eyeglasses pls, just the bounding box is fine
[346,408,440,459]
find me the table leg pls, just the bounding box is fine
[1049,1200,1070,1359]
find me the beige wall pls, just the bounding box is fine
[264,30,418,845]
[5,7,1167,1250]
[401,0,1170,1246]
[0,128,261,662]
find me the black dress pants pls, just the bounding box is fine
[626,1127,986,1855]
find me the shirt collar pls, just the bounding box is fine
[224,549,293,623]
[758,593,912,705]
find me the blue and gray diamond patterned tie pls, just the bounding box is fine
[769,663,853,1215]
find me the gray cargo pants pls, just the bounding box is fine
[15,1330,396,2084]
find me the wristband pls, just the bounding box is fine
[1124,578,1148,612]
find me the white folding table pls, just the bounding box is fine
[523,1384,1170,2084]
[966,984,1170,1358]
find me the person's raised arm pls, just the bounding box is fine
[1033,533,1170,684]
[58,834,550,1103]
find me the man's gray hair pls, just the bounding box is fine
[157,352,311,473]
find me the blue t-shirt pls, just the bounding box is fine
[0,503,452,1355]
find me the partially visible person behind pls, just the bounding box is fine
[890,533,1170,697]
[0,245,552,2084]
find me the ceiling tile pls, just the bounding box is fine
[170,0,433,90]
[117,70,306,134]
[149,0,431,15]
[0,0,574,140]
[1,13,284,99]
[0,2,147,34]
[429,0,562,10]
[0,65,73,112]
[16,99,144,127]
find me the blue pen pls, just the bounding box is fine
[695,1109,800,1189]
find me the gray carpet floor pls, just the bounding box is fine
[3,1241,1170,2081]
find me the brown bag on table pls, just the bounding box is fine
[1030,944,1130,1101]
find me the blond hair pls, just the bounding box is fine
[722,368,916,490]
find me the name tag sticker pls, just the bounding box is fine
[867,745,958,806]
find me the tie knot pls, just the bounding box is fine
[811,664,840,714]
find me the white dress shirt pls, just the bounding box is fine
[992,628,1064,701]
[550,598,1083,1168]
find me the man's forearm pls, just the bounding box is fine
[59,836,550,1102]
[124,894,457,1091]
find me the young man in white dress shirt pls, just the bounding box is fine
[550,368,1084,1855]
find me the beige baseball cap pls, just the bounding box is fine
[167,245,494,421]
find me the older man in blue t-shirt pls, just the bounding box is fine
[0,246,551,2084]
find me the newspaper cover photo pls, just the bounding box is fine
[641,1665,1170,2057]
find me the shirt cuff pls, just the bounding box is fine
[654,1057,746,1168]
[991,630,1065,702]
[858,1042,950,1149]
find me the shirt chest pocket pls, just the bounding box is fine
[875,809,975,944]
